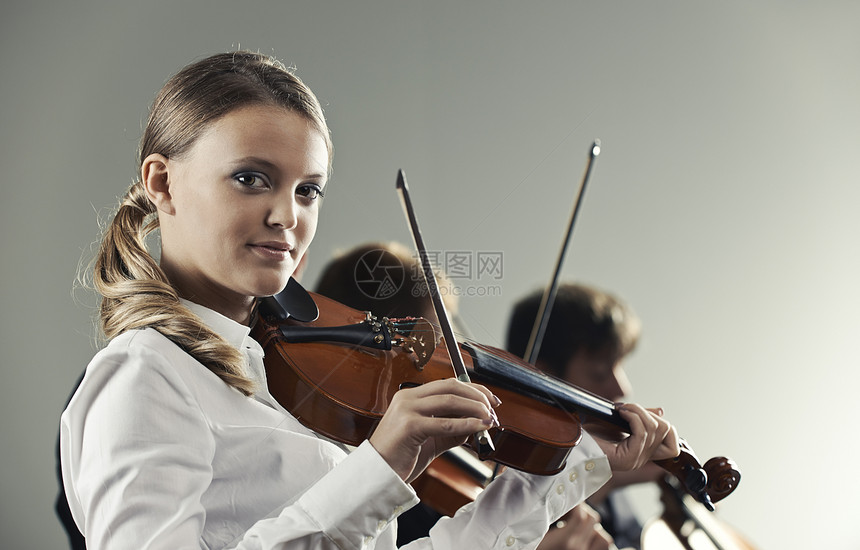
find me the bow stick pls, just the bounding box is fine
[523,139,600,364]
[396,169,495,455]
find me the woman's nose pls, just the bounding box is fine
[267,194,299,229]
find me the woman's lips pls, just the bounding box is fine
[248,242,293,261]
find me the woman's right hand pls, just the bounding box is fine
[368,378,500,483]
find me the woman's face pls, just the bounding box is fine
[150,104,329,320]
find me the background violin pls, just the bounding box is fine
[641,477,757,550]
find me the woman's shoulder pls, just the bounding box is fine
[65,328,245,432]
[76,329,191,396]
[97,327,185,363]
[90,327,214,378]
[77,328,231,407]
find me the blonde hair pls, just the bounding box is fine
[93,52,331,395]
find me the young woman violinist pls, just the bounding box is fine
[59,51,679,549]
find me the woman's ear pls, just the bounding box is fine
[141,153,175,215]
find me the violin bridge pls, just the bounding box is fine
[388,317,438,370]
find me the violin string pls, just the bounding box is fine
[389,318,473,342]
[389,318,591,423]
[386,320,599,461]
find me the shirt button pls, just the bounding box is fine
[555,484,565,494]
[585,461,595,471]
[377,520,387,531]
[506,535,517,546]
[393,505,404,515]
[569,471,578,482]
[363,535,373,546]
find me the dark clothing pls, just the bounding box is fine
[56,372,86,550]
[395,503,443,546]
[591,491,643,550]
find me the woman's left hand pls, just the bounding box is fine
[592,403,680,471]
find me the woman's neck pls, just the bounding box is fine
[161,264,255,325]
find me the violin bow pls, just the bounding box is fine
[523,139,600,364]
[518,142,741,511]
[482,140,600,482]
[396,170,496,455]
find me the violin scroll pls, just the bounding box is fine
[654,440,741,511]
[703,456,742,504]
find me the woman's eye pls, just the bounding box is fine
[235,173,268,189]
[297,184,324,200]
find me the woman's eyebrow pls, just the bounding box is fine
[231,156,327,180]
[230,156,280,172]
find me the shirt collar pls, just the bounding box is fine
[180,299,253,351]
[180,299,270,398]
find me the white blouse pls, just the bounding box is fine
[60,302,610,550]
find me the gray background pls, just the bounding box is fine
[2,1,858,548]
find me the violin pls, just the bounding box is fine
[641,476,757,550]
[409,446,493,517]
[250,281,741,516]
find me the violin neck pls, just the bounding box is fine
[463,342,630,431]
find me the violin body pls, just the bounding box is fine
[252,291,583,475]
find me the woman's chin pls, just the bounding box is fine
[245,275,293,298]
